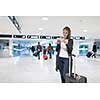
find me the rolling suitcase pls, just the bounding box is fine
[43,55,48,60]
[33,51,39,57]
[65,54,87,83]
[86,52,92,58]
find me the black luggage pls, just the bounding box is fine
[64,54,87,83]
[86,52,92,58]
[65,73,87,83]
[33,51,39,57]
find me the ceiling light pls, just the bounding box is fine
[83,30,87,32]
[41,17,48,20]
[38,28,43,30]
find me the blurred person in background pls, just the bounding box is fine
[43,46,46,55]
[31,45,35,54]
[36,42,42,60]
[92,42,97,58]
[47,43,53,59]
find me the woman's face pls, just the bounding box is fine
[63,29,69,39]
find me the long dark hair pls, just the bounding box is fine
[63,26,71,39]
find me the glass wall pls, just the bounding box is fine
[79,44,89,56]
[12,39,57,57]
[0,40,10,57]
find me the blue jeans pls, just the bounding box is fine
[48,51,52,59]
[38,52,40,60]
[59,57,69,83]
[92,52,96,58]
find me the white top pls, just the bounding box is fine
[59,40,68,58]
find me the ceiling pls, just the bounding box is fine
[0,16,100,39]
[0,16,19,33]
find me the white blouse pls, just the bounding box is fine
[59,40,68,58]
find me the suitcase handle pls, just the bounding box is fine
[69,54,76,78]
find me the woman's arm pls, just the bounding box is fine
[66,39,73,54]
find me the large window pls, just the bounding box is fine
[79,43,89,56]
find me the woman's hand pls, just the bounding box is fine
[55,67,58,72]
[63,39,68,44]
[57,39,61,44]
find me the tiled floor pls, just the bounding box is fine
[0,56,61,83]
[76,56,100,83]
[0,56,100,83]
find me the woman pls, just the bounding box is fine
[56,26,73,83]
[43,46,46,55]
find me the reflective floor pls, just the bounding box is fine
[0,56,100,83]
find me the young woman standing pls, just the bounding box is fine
[56,26,73,83]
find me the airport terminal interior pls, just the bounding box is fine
[0,16,100,83]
